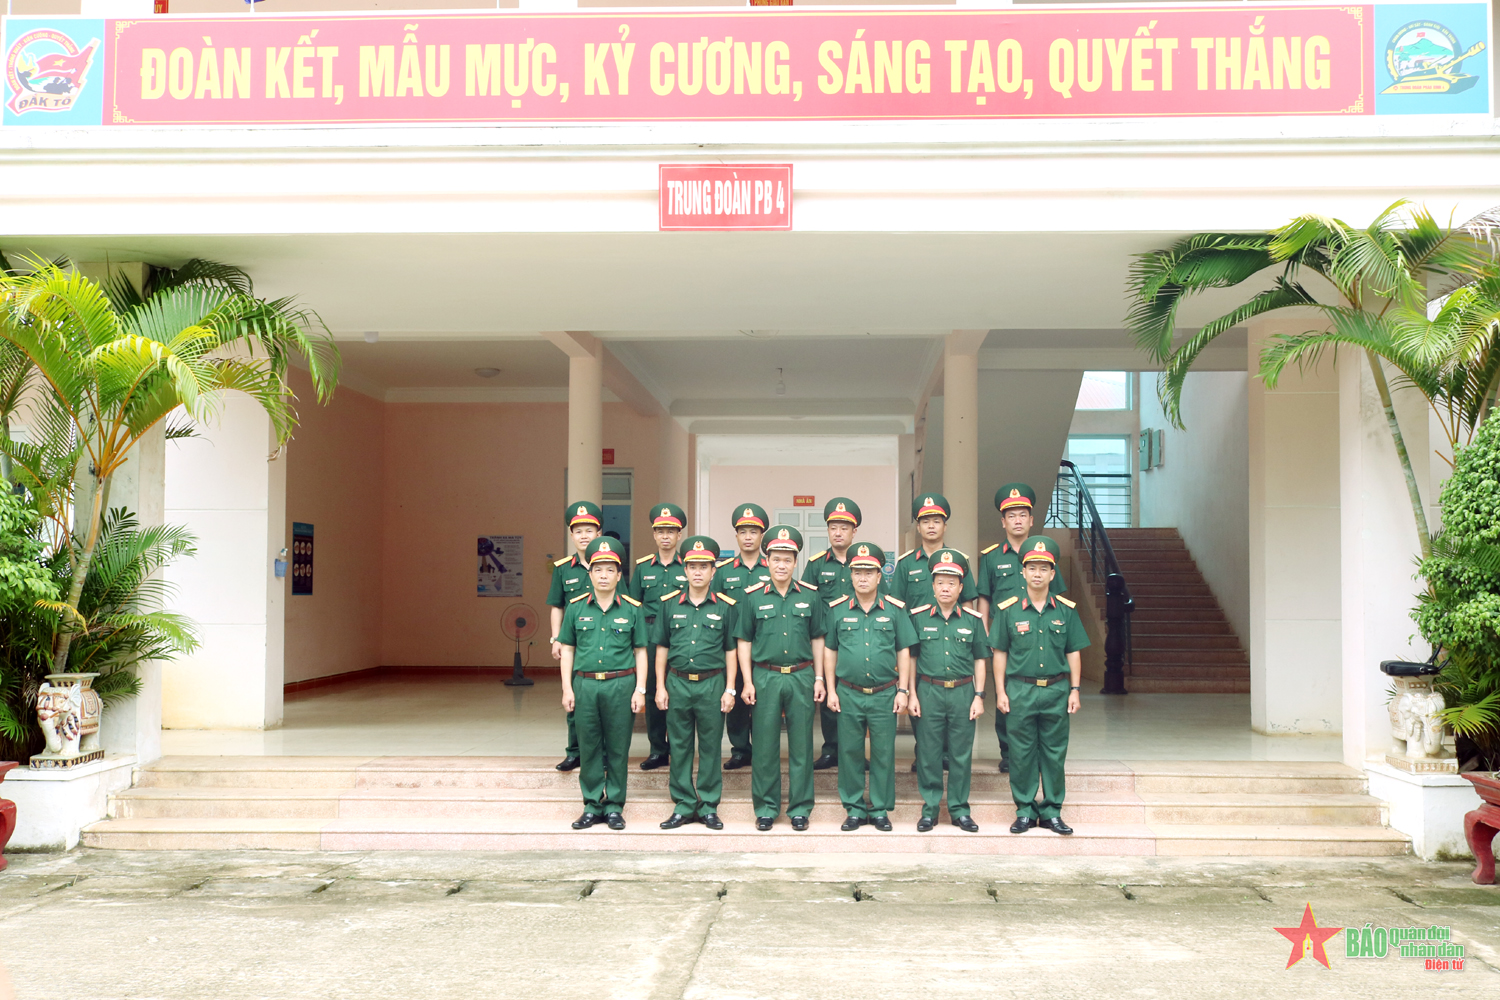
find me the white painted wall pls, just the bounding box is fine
[1139,371,1251,643]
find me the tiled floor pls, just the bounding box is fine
[160,674,1343,761]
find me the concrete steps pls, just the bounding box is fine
[82,756,1409,857]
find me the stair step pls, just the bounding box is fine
[1132,636,1243,650]
[1132,622,1238,636]
[1127,678,1251,693]
[1129,650,1248,666]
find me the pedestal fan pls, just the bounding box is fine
[502,603,539,686]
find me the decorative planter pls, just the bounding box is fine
[1462,772,1500,886]
[1380,659,1457,774]
[0,761,16,871]
[31,673,104,769]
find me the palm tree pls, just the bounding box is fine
[0,256,340,674]
[1126,202,1500,558]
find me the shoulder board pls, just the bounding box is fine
[963,607,986,619]
[715,592,737,606]
[909,604,932,614]
[660,590,681,601]
[980,543,999,555]
[569,592,591,603]
[744,583,766,595]
[884,596,906,608]
[715,557,733,568]
[996,596,1019,610]
[809,549,827,561]
[1056,595,1077,608]
[794,580,819,592]
[554,556,573,567]
[898,549,914,561]
[635,554,654,564]
[620,594,642,607]
[827,594,849,608]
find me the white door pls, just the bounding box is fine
[773,508,828,580]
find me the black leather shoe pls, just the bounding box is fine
[942,758,950,771]
[639,753,669,771]
[556,756,581,772]
[571,812,601,830]
[916,817,935,832]
[952,815,979,833]
[724,755,751,771]
[790,815,809,831]
[604,812,626,830]
[841,814,863,832]
[660,813,695,830]
[755,816,774,831]
[701,813,724,830]
[998,757,1010,774]
[870,815,893,832]
[1040,817,1074,835]
[812,753,837,770]
[1009,816,1037,834]
[910,761,918,772]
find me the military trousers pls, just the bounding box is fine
[750,667,816,819]
[565,709,579,758]
[642,642,670,757]
[1005,677,1070,821]
[725,692,753,760]
[665,671,726,817]
[915,680,976,819]
[818,703,840,758]
[993,695,1010,758]
[834,686,898,819]
[573,673,636,816]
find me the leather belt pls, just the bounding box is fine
[669,667,725,682]
[837,678,898,695]
[576,669,635,681]
[1009,672,1070,687]
[919,674,974,689]
[755,660,813,674]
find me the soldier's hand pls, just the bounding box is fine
[550,641,563,661]
[907,695,921,718]
[1067,689,1081,714]
[812,677,826,704]
[655,689,669,711]
[997,691,1010,714]
[894,691,909,715]
[719,690,735,714]
[742,683,757,706]
[631,690,646,714]
[970,695,984,721]
[561,690,575,712]
[826,690,840,713]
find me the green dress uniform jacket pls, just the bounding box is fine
[713,554,773,758]
[801,548,887,758]
[825,595,918,820]
[909,602,991,820]
[976,540,1065,759]
[558,591,649,817]
[988,594,1090,822]
[651,590,738,818]
[630,554,688,758]
[547,554,594,758]
[894,548,978,608]
[733,580,826,819]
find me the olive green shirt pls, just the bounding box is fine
[713,554,773,600]
[558,591,649,673]
[732,580,826,666]
[825,595,918,686]
[545,554,591,609]
[650,591,739,675]
[801,548,887,623]
[629,553,688,630]
[987,595,1090,679]
[909,603,991,679]
[976,541,1067,604]
[894,548,978,607]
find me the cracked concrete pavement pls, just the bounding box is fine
[0,850,1496,998]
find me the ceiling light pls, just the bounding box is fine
[474,367,502,378]
[363,331,379,343]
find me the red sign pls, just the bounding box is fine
[793,495,815,507]
[96,7,1372,127]
[602,448,615,466]
[660,164,791,231]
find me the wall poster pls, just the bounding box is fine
[478,534,523,597]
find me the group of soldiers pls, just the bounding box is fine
[546,486,1089,834]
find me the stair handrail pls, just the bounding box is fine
[1055,459,1133,695]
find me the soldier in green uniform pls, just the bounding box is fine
[800,496,883,771]
[629,502,689,771]
[652,535,737,830]
[989,536,1089,836]
[546,500,602,772]
[712,503,773,771]
[734,524,826,831]
[906,548,989,832]
[824,543,916,832]
[976,484,1067,774]
[558,536,649,831]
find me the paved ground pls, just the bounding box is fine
[0,849,1495,998]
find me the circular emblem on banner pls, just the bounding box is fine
[5,29,98,117]
[1383,20,1484,94]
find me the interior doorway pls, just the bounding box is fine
[773,507,828,580]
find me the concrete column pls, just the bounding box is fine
[1246,315,1341,735]
[544,331,604,507]
[942,330,987,558]
[162,393,286,730]
[658,416,690,516]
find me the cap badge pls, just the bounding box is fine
[778,528,790,540]
[940,552,953,563]
[692,540,705,551]
[924,497,934,506]
[599,542,612,552]
[1010,489,1021,498]
[743,507,754,517]
[661,507,671,516]
[836,502,847,512]
[576,505,587,515]
[1033,541,1047,551]
[857,545,869,557]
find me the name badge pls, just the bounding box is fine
[844,617,859,623]
[1016,621,1031,634]
[759,605,775,611]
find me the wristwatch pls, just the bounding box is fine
[725,688,737,697]
[636,686,647,695]
[896,688,909,695]
[1070,686,1081,691]
[974,690,985,697]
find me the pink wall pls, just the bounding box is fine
[705,465,900,554]
[283,372,385,684]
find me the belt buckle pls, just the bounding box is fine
[594,672,607,681]
[1036,678,1048,687]
[780,666,792,674]
[942,680,956,688]
[688,673,699,681]
[862,686,874,694]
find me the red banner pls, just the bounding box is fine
[102,6,1372,125]
[660,164,791,230]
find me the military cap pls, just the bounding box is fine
[762,523,804,553]
[913,493,952,521]
[847,541,885,571]
[823,497,862,527]
[1020,535,1060,566]
[680,535,720,563]
[651,502,687,530]
[584,536,624,566]
[566,500,603,528]
[732,502,769,530]
[929,547,969,576]
[996,483,1036,512]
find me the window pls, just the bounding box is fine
[1058,436,1132,528]
[1075,371,1132,410]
